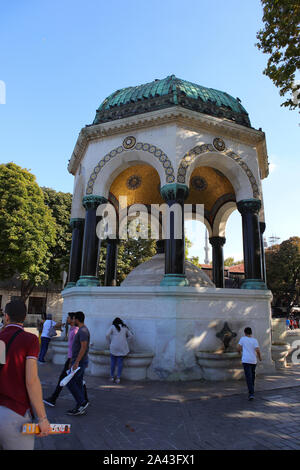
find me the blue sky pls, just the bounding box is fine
[0,0,299,262]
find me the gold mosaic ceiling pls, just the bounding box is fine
[109,164,235,211]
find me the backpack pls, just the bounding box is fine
[0,329,24,371]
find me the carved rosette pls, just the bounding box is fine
[216,322,237,351]
[213,137,226,152]
[126,175,142,190]
[123,136,136,149]
[191,176,208,191]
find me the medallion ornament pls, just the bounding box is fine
[123,136,136,149]
[126,175,142,190]
[191,176,208,191]
[213,137,226,152]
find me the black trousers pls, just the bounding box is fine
[51,358,88,402]
[243,363,256,396]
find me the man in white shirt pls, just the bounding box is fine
[38,314,62,363]
[237,327,262,400]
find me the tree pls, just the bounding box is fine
[188,256,202,268]
[224,257,244,267]
[0,163,56,300]
[265,237,300,313]
[41,187,72,285]
[224,257,234,267]
[256,0,300,110]
[98,237,157,286]
[185,236,192,259]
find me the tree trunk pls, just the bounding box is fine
[20,280,35,302]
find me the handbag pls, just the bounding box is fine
[48,320,57,338]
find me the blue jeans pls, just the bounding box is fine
[67,361,88,408]
[38,337,51,362]
[243,363,256,396]
[110,355,124,378]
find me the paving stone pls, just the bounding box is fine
[33,362,300,451]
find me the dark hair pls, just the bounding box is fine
[113,317,126,332]
[5,300,27,323]
[68,312,75,319]
[244,327,252,335]
[74,311,85,323]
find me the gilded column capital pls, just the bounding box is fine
[70,218,85,229]
[237,198,261,215]
[209,236,226,248]
[82,195,107,210]
[160,183,189,202]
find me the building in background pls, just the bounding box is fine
[0,277,64,326]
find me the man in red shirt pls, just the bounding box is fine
[0,300,51,450]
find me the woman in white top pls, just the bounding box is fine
[106,317,133,383]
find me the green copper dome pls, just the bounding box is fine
[93,75,251,128]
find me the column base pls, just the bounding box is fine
[64,282,77,289]
[241,279,268,290]
[160,274,189,286]
[76,276,100,287]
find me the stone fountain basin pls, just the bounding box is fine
[50,339,68,365]
[87,349,154,380]
[195,351,243,381]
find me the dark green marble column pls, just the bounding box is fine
[160,183,189,286]
[104,238,119,286]
[237,199,267,290]
[156,240,165,254]
[65,218,85,288]
[77,195,107,287]
[209,236,226,288]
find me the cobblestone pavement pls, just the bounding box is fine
[33,362,300,451]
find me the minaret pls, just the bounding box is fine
[204,229,210,264]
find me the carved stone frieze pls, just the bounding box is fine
[68,107,268,179]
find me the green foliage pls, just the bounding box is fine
[98,238,157,285]
[266,237,300,311]
[256,0,300,110]
[0,163,56,298]
[224,257,243,267]
[188,256,202,268]
[185,236,192,259]
[41,187,72,284]
[224,257,234,267]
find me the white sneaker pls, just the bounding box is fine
[115,378,120,384]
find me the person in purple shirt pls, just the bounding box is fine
[43,312,88,407]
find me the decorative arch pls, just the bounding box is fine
[183,210,213,237]
[212,201,237,237]
[86,136,175,195]
[177,138,260,200]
